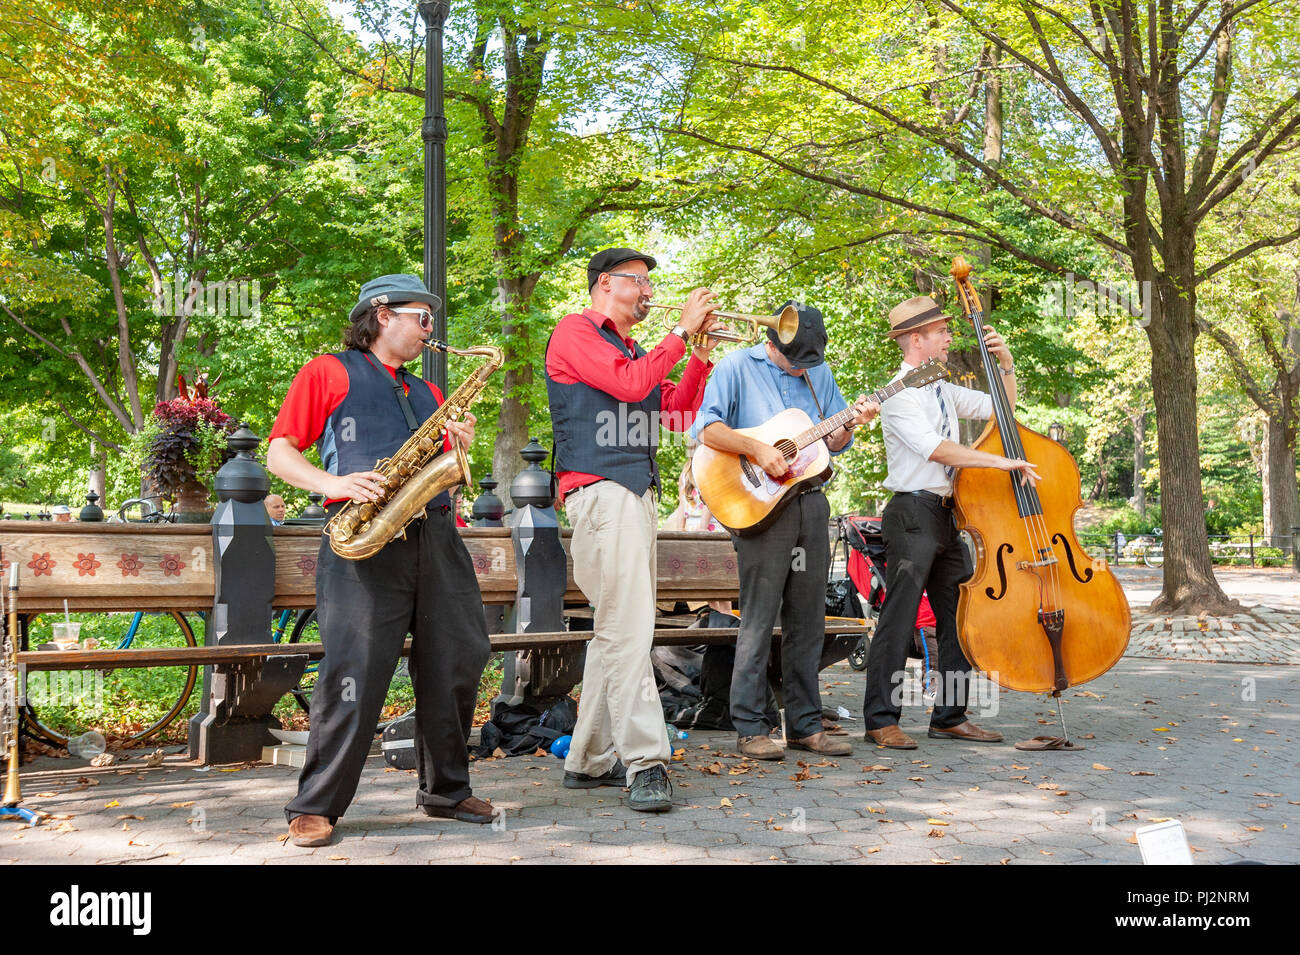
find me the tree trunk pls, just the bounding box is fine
[88,446,107,504]
[1145,276,1239,614]
[1131,411,1146,517]
[491,279,534,508]
[1262,412,1299,547]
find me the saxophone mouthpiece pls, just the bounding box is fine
[424,339,449,352]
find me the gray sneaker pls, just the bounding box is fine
[626,765,673,813]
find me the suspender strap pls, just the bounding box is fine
[804,372,826,421]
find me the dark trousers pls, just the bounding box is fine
[285,509,491,822]
[862,493,973,730]
[731,490,829,740]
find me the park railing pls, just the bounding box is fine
[1075,531,1300,569]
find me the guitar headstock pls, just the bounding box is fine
[901,359,951,389]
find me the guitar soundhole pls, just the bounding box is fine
[739,455,761,488]
[774,439,797,460]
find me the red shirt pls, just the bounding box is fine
[545,308,713,502]
[270,353,448,503]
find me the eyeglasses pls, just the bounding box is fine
[607,271,654,290]
[388,307,434,331]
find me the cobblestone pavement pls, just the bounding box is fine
[6,568,1297,865]
[1118,567,1300,665]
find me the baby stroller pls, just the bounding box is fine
[832,516,939,673]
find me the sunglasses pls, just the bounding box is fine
[388,307,434,331]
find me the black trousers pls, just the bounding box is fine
[730,490,829,740]
[285,509,491,822]
[862,493,974,730]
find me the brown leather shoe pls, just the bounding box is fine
[928,721,1004,743]
[865,724,918,750]
[288,814,334,847]
[422,795,497,824]
[738,735,785,760]
[787,731,852,757]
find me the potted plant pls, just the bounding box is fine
[131,373,234,521]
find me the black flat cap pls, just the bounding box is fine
[587,247,658,290]
[767,300,827,369]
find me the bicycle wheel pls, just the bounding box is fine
[286,608,414,731]
[1145,547,1164,568]
[848,635,869,671]
[22,610,200,748]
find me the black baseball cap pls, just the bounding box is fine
[587,247,658,290]
[767,300,827,369]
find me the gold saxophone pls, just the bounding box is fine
[325,341,503,560]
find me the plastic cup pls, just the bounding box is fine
[51,622,82,647]
[67,731,106,760]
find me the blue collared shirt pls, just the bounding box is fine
[691,344,852,454]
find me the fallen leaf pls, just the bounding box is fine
[1129,770,1156,776]
[104,800,120,809]
[719,797,733,808]
[926,819,950,826]
[927,829,944,838]
[907,776,925,782]
[1147,817,1172,823]
[1092,763,1112,771]
[999,858,1011,865]
[862,764,892,772]
[1011,764,1029,770]
[1036,782,1059,790]
[116,814,144,821]
[930,858,950,864]
[170,801,195,809]
[145,749,165,768]
[1127,833,1138,844]
[533,748,548,758]
[1245,826,1263,832]
[327,855,348,861]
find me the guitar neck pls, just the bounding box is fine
[795,379,911,448]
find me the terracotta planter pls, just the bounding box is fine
[172,479,213,523]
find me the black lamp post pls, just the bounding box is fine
[419,1,449,395]
[1049,421,1066,445]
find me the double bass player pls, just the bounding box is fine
[861,296,1041,750]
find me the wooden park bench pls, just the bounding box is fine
[2,515,869,764]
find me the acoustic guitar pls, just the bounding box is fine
[693,360,950,535]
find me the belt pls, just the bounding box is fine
[899,489,953,508]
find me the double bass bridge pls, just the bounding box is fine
[1016,556,1059,570]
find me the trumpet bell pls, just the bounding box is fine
[773,304,799,344]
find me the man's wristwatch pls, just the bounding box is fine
[670,326,690,343]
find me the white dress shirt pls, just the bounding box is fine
[881,361,993,495]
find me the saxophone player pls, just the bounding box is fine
[268,274,494,847]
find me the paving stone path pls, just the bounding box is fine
[6,569,1298,864]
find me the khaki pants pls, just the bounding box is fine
[564,481,670,782]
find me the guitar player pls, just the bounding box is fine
[692,301,878,761]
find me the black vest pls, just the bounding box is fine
[545,317,661,497]
[317,349,450,509]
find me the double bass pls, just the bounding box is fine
[949,258,1130,728]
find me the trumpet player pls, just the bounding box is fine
[268,274,494,847]
[544,247,719,812]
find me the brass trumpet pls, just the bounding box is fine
[647,303,799,348]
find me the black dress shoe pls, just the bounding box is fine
[563,761,627,789]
